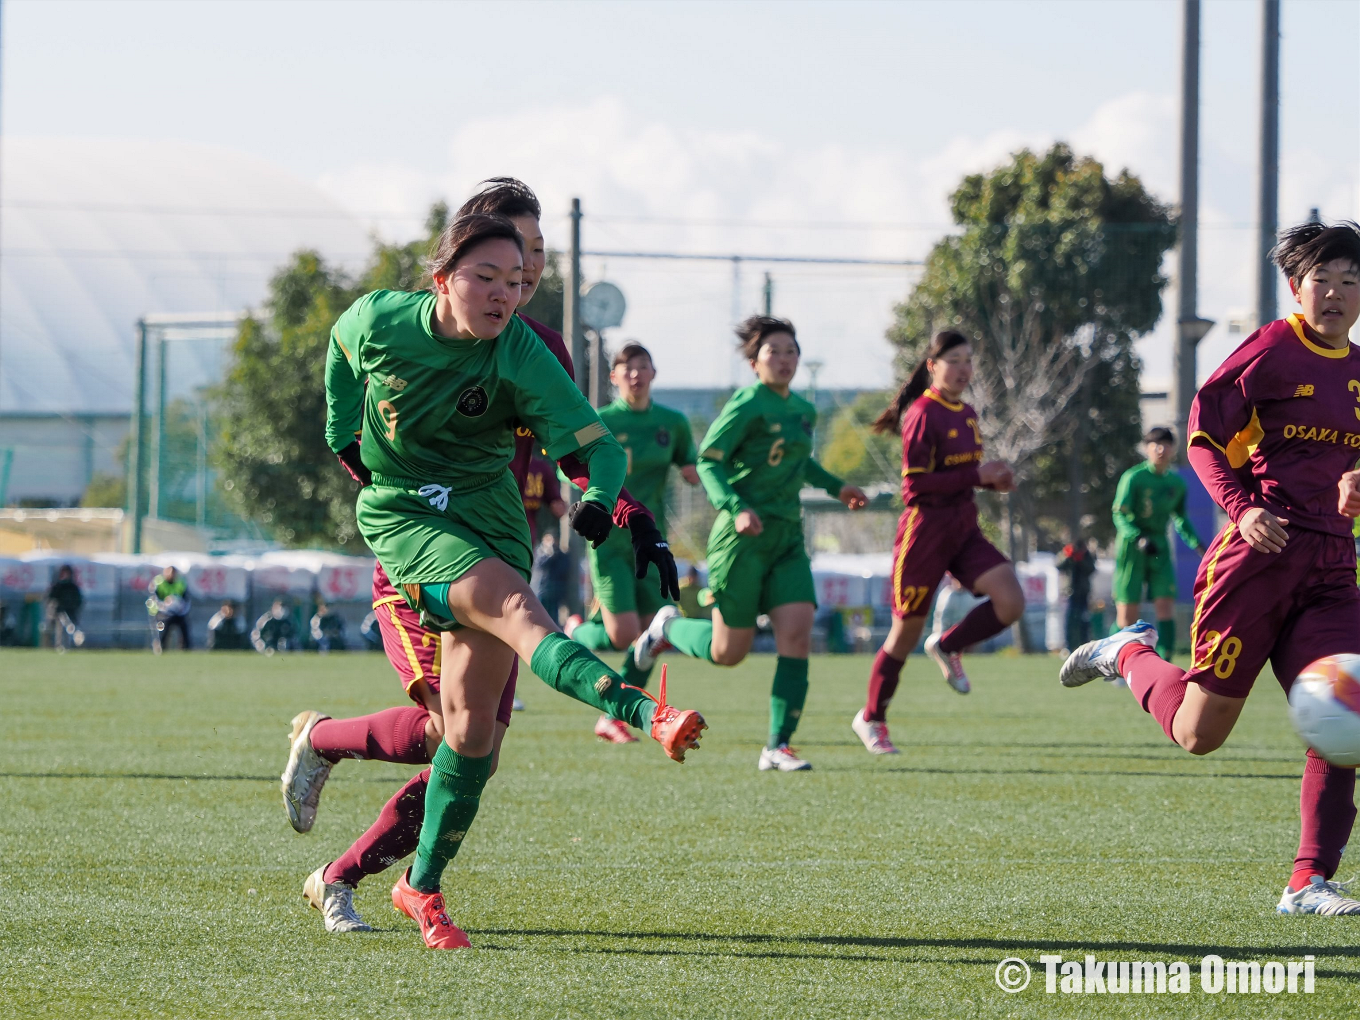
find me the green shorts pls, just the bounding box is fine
[1112,537,1177,603]
[705,511,815,628]
[357,470,533,606]
[588,526,670,618]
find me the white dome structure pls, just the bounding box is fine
[0,138,371,415]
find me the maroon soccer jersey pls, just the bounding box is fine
[1188,314,1360,538]
[899,389,985,508]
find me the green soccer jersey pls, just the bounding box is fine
[697,382,844,521]
[598,398,696,531]
[1112,461,1203,551]
[324,289,622,506]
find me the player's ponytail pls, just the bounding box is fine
[872,330,971,434]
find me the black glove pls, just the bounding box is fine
[568,500,613,548]
[629,516,680,601]
[1136,536,1158,556]
[336,442,372,487]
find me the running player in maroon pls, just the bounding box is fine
[1060,221,1360,915]
[852,329,1024,755]
[281,179,677,936]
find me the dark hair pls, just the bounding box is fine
[1272,220,1360,284]
[735,315,798,360]
[426,213,525,285]
[612,341,653,369]
[456,177,542,222]
[1144,426,1175,445]
[872,330,971,434]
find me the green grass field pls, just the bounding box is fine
[3,648,1358,1019]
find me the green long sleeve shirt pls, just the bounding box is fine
[1112,461,1204,551]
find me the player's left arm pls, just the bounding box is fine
[1169,478,1206,553]
[804,457,867,510]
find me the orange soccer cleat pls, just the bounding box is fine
[624,664,706,763]
[391,869,471,949]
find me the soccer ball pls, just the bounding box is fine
[1288,655,1360,766]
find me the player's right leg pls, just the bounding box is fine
[856,614,924,755]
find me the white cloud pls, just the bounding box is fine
[317,91,1355,392]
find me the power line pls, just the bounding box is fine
[582,249,920,267]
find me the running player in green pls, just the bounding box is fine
[567,341,701,743]
[324,212,706,950]
[634,315,867,771]
[1112,426,1206,659]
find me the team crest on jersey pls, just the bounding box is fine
[655,427,670,448]
[457,385,489,417]
[801,418,812,436]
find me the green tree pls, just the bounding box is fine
[889,143,1175,548]
[820,392,901,488]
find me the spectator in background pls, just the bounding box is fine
[207,602,247,650]
[252,600,296,655]
[519,452,566,545]
[530,531,570,626]
[0,604,18,647]
[45,564,85,649]
[310,602,347,653]
[359,610,383,651]
[1056,537,1098,653]
[148,565,191,653]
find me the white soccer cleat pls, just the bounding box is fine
[924,633,970,694]
[758,744,812,771]
[634,604,679,671]
[281,710,334,834]
[851,711,900,755]
[564,614,584,639]
[303,865,373,932]
[512,697,526,712]
[594,714,639,744]
[1277,876,1360,916]
[1059,621,1157,688]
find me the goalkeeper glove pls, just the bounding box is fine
[336,442,371,487]
[568,500,613,548]
[629,516,680,600]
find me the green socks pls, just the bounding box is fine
[666,618,714,661]
[409,741,493,893]
[621,645,653,690]
[570,620,613,651]
[769,656,809,749]
[1156,618,1176,660]
[529,632,654,730]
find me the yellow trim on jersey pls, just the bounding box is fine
[1288,313,1351,359]
[574,421,609,446]
[382,597,425,689]
[372,594,405,609]
[892,507,922,614]
[1188,410,1262,470]
[1189,523,1237,671]
[925,388,964,412]
[335,337,353,361]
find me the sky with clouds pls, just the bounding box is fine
[4,0,1357,390]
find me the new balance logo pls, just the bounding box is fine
[382,373,410,391]
[1294,384,1315,397]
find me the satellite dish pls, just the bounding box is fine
[581,281,626,331]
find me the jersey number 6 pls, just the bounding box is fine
[768,437,785,466]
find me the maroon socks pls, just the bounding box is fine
[938,601,1005,655]
[864,649,905,722]
[310,706,432,765]
[1293,748,1357,887]
[324,769,430,888]
[1119,642,1189,743]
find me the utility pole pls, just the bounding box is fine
[562,199,586,614]
[1171,0,1214,449]
[763,272,773,316]
[1256,0,1280,329]
[129,319,148,553]
[566,199,585,397]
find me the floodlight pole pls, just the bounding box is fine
[763,272,773,316]
[1171,0,1214,450]
[1257,0,1280,328]
[563,198,586,614]
[129,319,149,553]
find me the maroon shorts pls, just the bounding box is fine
[372,565,517,726]
[1187,523,1360,699]
[889,503,1008,619]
